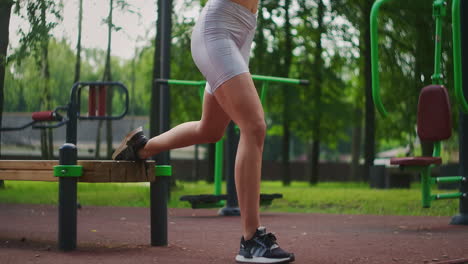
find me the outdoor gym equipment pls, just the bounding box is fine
[156,75,309,215]
[0,82,172,250]
[371,0,468,224]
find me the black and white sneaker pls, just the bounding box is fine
[112,127,148,161]
[236,227,295,264]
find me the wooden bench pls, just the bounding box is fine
[0,160,157,182]
[0,159,171,251]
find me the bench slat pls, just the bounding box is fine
[0,160,156,183]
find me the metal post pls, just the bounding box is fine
[421,167,432,208]
[58,83,80,251]
[214,140,224,196]
[151,0,172,246]
[58,144,78,251]
[151,177,168,245]
[452,0,468,225]
[219,122,240,216]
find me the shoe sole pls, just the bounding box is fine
[111,126,143,160]
[235,255,294,264]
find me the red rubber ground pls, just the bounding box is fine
[1,203,468,264]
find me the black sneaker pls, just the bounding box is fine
[236,227,295,264]
[112,127,148,161]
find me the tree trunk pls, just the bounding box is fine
[253,0,266,74]
[362,0,375,182]
[96,0,113,159]
[414,13,434,157]
[105,0,114,159]
[309,139,320,184]
[282,102,291,185]
[281,0,293,186]
[74,0,83,84]
[0,1,13,188]
[350,107,363,181]
[40,0,53,159]
[130,47,137,125]
[309,0,325,185]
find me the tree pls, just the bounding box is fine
[308,0,325,185]
[0,0,14,188]
[331,0,447,177]
[95,0,132,159]
[74,0,83,83]
[12,0,62,159]
[280,0,293,186]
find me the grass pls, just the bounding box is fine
[0,181,460,216]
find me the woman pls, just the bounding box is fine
[112,0,295,263]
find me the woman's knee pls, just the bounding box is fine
[240,119,266,141]
[197,122,225,143]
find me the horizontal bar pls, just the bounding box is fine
[167,79,206,86]
[252,75,309,85]
[155,75,310,87]
[434,176,463,183]
[432,192,463,200]
[0,121,36,131]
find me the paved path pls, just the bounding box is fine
[1,204,468,264]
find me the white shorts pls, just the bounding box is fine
[191,0,257,94]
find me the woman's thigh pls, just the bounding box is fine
[199,90,231,136]
[213,73,264,130]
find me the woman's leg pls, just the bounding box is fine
[138,91,231,159]
[213,72,265,240]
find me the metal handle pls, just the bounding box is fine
[0,106,67,132]
[370,0,392,118]
[72,82,129,121]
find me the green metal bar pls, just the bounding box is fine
[167,79,206,86]
[421,167,432,208]
[429,141,442,170]
[434,176,463,183]
[432,192,463,200]
[260,82,269,107]
[433,141,441,157]
[251,74,309,85]
[370,0,392,117]
[214,139,224,196]
[163,75,309,87]
[432,0,446,84]
[198,85,204,101]
[452,0,468,112]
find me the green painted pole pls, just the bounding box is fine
[198,85,204,100]
[370,0,392,117]
[432,0,446,84]
[214,139,223,196]
[452,0,468,113]
[422,167,432,208]
[260,82,269,107]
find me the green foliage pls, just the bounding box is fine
[11,0,62,65]
[5,39,108,111]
